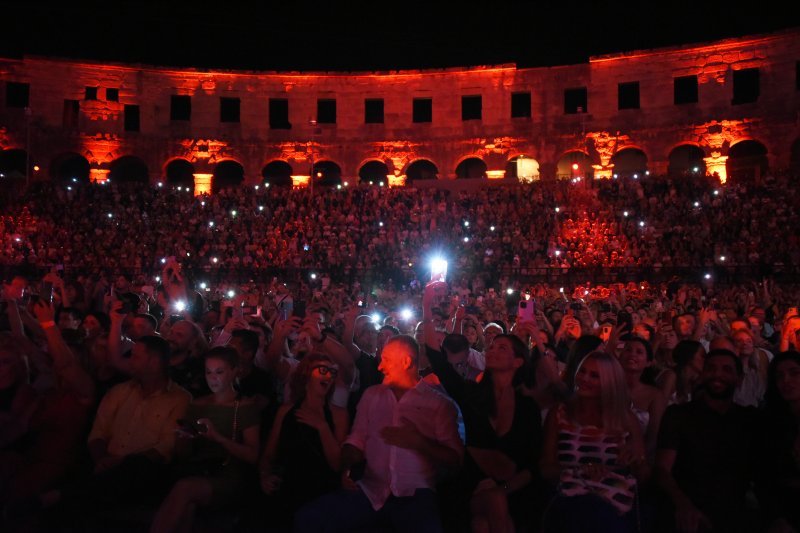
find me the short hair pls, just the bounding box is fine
[134,313,158,332]
[442,333,470,354]
[620,334,654,361]
[205,346,239,369]
[231,329,260,356]
[673,340,705,370]
[385,335,419,366]
[379,324,400,336]
[83,312,111,332]
[705,349,743,376]
[138,335,171,370]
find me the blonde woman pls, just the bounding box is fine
[541,351,648,533]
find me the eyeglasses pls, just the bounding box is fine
[312,365,339,377]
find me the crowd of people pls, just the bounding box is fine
[0,171,799,533]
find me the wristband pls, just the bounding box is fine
[40,320,56,329]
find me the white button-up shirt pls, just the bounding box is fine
[346,380,463,510]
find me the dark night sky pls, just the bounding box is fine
[0,1,794,71]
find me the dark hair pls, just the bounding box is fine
[231,329,260,357]
[705,348,743,376]
[673,340,704,371]
[288,352,336,404]
[137,335,171,372]
[83,311,111,332]
[764,351,800,418]
[134,313,158,332]
[620,334,654,361]
[56,306,83,323]
[205,345,240,369]
[442,333,470,354]
[481,334,531,415]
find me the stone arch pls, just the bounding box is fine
[668,144,706,176]
[212,160,245,193]
[556,150,593,180]
[790,138,800,174]
[50,152,90,184]
[0,148,30,180]
[358,160,390,184]
[165,158,195,191]
[312,160,342,187]
[109,155,149,184]
[727,139,768,183]
[404,159,439,182]
[506,154,540,181]
[261,160,293,187]
[455,157,487,179]
[611,147,648,178]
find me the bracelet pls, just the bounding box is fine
[40,320,56,329]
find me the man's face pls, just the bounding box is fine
[167,321,194,352]
[700,354,740,399]
[378,341,410,386]
[484,325,502,347]
[129,342,154,378]
[356,324,378,354]
[676,315,696,337]
[130,317,155,340]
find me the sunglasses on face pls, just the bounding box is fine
[312,365,339,377]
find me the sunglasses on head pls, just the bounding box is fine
[312,365,339,377]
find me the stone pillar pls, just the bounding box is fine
[291,175,310,188]
[387,174,407,187]
[193,173,213,195]
[592,164,614,180]
[703,154,728,184]
[486,170,505,180]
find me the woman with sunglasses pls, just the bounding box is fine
[259,353,349,525]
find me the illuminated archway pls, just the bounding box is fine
[50,152,90,184]
[0,149,30,180]
[668,144,706,176]
[611,148,648,178]
[455,157,487,179]
[212,160,245,192]
[262,160,293,187]
[312,160,342,187]
[110,155,149,184]
[727,140,768,183]
[556,151,593,180]
[165,158,195,192]
[506,155,539,181]
[405,159,439,182]
[358,160,390,184]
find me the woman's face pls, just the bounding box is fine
[205,358,236,394]
[732,331,754,356]
[620,340,648,373]
[776,359,800,403]
[464,325,478,345]
[83,315,103,338]
[307,362,338,397]
[574,356,602,398]
[485,337,520,372]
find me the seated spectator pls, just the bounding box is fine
[655,349,760,533]
[151,346,261,533]
[295,335,463,533]
[541,351,647,533]
[259,353,348,524]
[757,351,800,533]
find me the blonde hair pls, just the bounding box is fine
[575,350,631,433]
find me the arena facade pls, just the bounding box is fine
[1,27,799,192]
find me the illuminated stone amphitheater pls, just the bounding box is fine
[1,27,799,193]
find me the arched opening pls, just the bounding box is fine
[506,155,540,181]
[50,153,90,184]
[262,160,293,187]
[556,151,593,180]
[727,140,768,183]
[212,160,245,192]
[405,159,439,182]
[358,160,390,184]
[611,148,648,178]
[110,155,149,184]
[0,149,30,180]
[790,138,800,175]
[455,157,487,179]
[165,159,195,192]
[312,161,342,187]
[668,144,706,177]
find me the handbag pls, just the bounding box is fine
[558,466,637,515]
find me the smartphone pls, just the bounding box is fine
[518,299,535,322]
[430,259,448,283]
[41,281,54,304]
[293,301,307,319]
[177,419,207,436]
[357,300,366,308]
